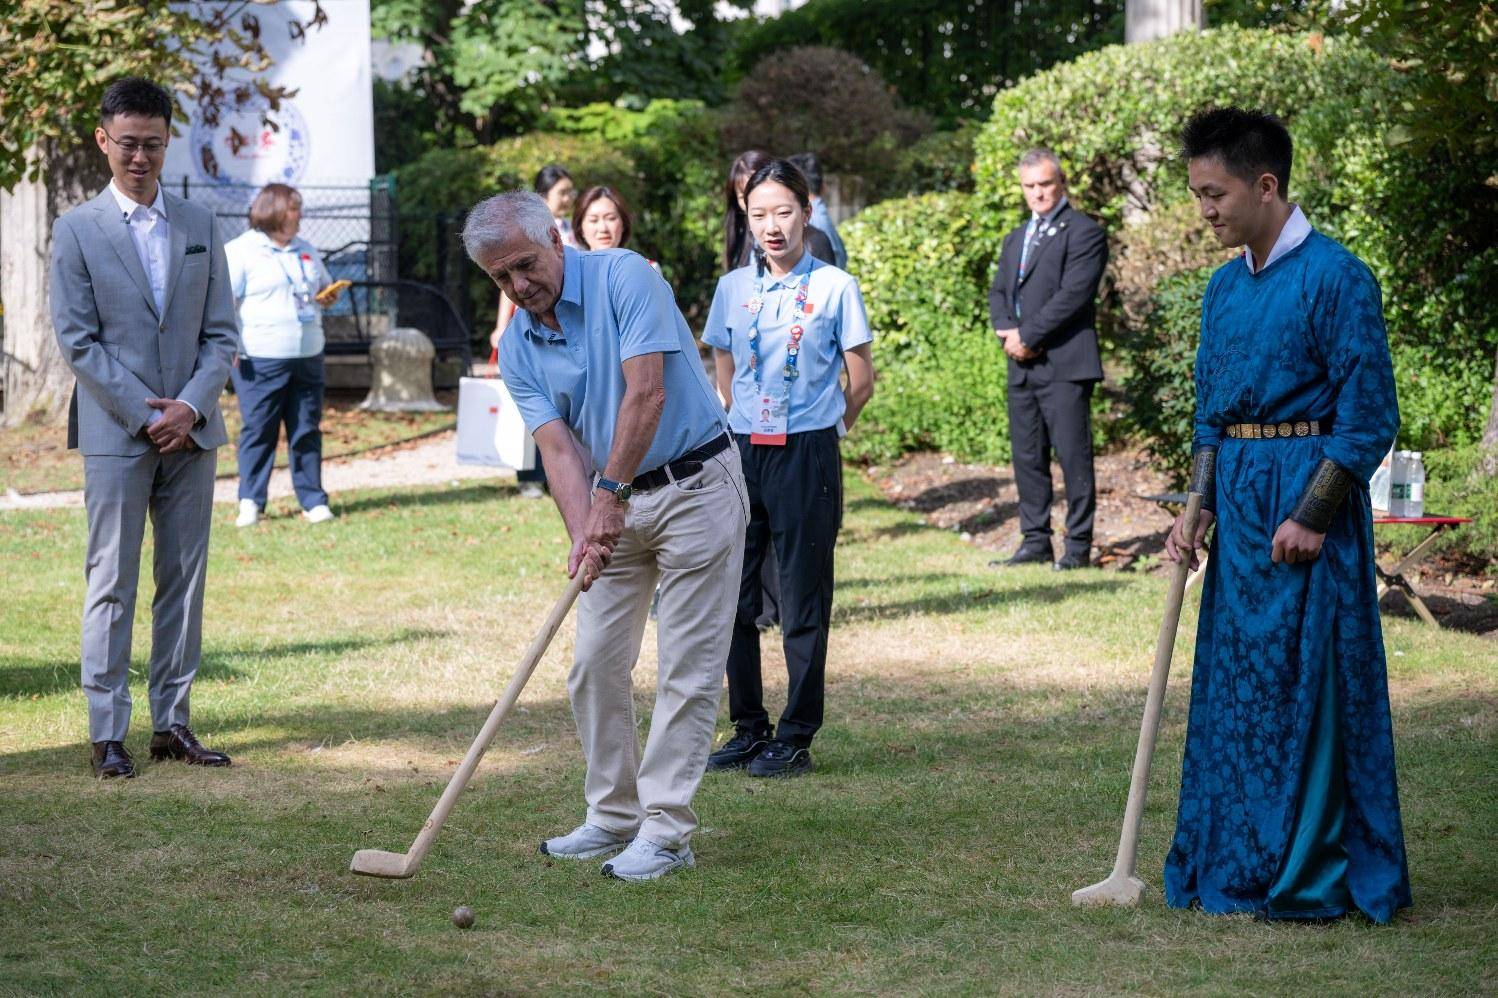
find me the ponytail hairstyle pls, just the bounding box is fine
[742,158,814,274]
[533,163,573,197]
[723,149,774,272]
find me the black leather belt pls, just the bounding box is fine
[631,432,732,492]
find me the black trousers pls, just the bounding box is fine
[725,428,841,746]
[1007,378,1096,556]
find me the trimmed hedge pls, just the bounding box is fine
[840,192,1008,464]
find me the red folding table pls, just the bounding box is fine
[1372,514,1473,628]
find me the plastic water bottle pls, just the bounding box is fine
[1407,452,1426,518]
[1388,450,1411,517]
[1369,446,1394,512]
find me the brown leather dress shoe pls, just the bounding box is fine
[91,740,136,779]
[150,724,231,767]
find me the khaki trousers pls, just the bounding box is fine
[571,447,748,849]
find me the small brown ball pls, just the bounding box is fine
[451,905,475,929]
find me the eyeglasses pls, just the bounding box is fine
[101,126,166,156]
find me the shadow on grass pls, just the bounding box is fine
[334,483,516,517]
[832,574,1127,624]
[0,629,449,701]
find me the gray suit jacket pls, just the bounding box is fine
[51,188,238,455]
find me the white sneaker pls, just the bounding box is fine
[302,504,335,523]
[601,836,695,882]
[539,823,630,860]
[235,500,259,528]
[519,483,544,499]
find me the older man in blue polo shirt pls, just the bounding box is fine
[463,191,747,882]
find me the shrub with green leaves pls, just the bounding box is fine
[840,192,1008,464]
[973,26,1496,469]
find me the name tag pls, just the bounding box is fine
[750,392,788,446]
[294,290,318,324]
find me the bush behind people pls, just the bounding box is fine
[971,26,1495,468]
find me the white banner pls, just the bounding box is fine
[161,0,374,211]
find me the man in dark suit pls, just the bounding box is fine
[987,148,1108,570]
[51,77,239,777]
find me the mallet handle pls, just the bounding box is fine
[1107,491,1202,882]
[401,572,587,870]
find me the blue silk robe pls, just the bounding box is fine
[1163,230,1413,923]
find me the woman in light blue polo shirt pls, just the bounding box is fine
[702,158,875,778]
[225,183,344,527]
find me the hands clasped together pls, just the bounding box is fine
[995,327,1041,363]
[145,398,197,454]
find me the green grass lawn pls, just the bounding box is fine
[0,390,454,495]
[1,474,1494,994]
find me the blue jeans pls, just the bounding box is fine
[231,354,328,510]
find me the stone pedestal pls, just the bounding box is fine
[360,327,448,412]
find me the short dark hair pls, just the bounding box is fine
[571,185,634,250]
[532,163,573,196]
[1181,107,1292,197]
[787,152,823,195]
[100,77,174,126]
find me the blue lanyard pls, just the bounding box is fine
[747,257,814,391]
[274,246,312,292]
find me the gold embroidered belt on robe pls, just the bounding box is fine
[1224,419,1327,440]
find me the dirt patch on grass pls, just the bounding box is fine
[865,449,1497,635]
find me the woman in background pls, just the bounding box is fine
[703,159,875,778]
[225,183,343,527]
[536,163,578,248]
[722,150,836,272]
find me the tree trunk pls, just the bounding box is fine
[1,141,105,429]
[1125,0,1205,43]
[1481,345,1498,477]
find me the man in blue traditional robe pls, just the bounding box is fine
[1161,107,1412,922]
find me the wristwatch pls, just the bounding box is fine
[595,476,633,503]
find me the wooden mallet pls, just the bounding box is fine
[1072,454,1211,908]
[351,573,586,879]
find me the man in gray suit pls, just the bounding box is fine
[51,77,238,778]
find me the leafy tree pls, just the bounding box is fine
[1335,0,1498,473]
[0,0,325,426]
[721,46,929,192]
[731,0,1125,126]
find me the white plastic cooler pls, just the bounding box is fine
[454,376,536,470]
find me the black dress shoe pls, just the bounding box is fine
[990,547,1054,568]
[91,740,135,779]
[1053,552,1091,571]
[707,728,772,772]
[746,739,812,778]
[150,725,231,767]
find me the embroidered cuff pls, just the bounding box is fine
[1290,458,1355,533]
[1189,447,1217,512]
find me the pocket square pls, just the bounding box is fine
[185,244,207,255]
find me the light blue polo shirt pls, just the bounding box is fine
[499,247,727,475]
[702,252,872,435]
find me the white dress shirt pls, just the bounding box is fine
[108,180,170,316]
[1244,204,1313,273]
[107,180,199,424]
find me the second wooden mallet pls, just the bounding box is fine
[351,572,587,880]
[1072,452,1211,907]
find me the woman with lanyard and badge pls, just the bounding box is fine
[225,183,347,527]
[702,159,875,778]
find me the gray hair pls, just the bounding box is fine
[461,190,556,262]
[1018,147,1065,180]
